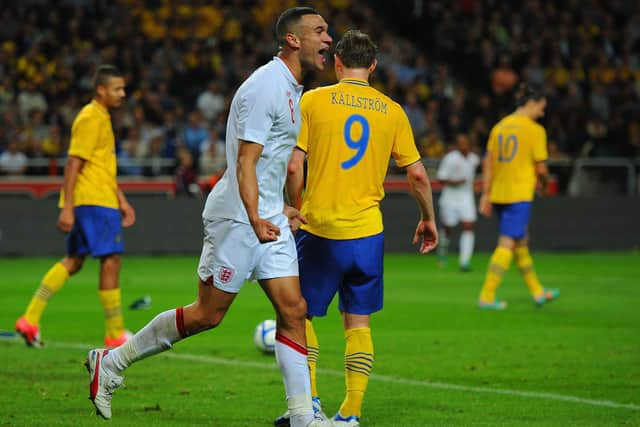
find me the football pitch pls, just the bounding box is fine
[1,253,638,426]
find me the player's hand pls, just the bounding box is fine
[479,194,492,217]
[120,201,136,228]
[283,205,307,233]
[412,219,438,254]
[57,206,74,233]
[251,218,281,243]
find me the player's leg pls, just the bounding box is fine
[336,313,372,427]
[16,255,84,346]
[514,239,559,305]
[258,215,328,427]
[85,206,129,347]
[335,232,383,425]
[88,217,245,419]
[274,231,341,426]
[459,222,475,271]
[478,235,513,309]
[98,254,129,347]
[89,278,237,419]
[261,276,317,427]
[458,196,477,272]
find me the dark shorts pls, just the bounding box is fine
[66,206,124,257]
[296,230,384,317]
[493,202,532,240]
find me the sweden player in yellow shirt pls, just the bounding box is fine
[16,65,136,347]
[281,30,438,427]
[477,84,559,310]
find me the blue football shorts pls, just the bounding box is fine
[296,230,384,317]
[66,206,124,257]
[493,201,532,240]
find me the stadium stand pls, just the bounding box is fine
[0,0,638,195]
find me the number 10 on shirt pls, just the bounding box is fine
[341,114,370,169]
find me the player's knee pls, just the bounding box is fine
[280,296,307,326]
[193,307,226,332]
[62,256,84,275]
[101,254,121,273]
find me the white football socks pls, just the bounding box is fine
[275,332,314,427]
[104,307,185,374]
[460,230,475,267]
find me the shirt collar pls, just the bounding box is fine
[91,99,110,117]
[274,56,303,91]
[340,78,370,86]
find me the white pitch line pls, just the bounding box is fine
[4,337,639,411]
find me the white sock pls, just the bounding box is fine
[103,307,186,374]
[459,230,475,266]
[275,332,314,427]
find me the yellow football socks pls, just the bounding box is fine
[339,327,374,418]
[24,262,69,325]
[480,247,513,302]
[99,289,125,339]
[514,247,544,297]
[305,319,320,397]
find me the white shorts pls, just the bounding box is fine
[439,195,477,227]
[197,213,298,293]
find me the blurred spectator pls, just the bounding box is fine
[17,82,47,123]
[418,130,445,159]
[196,80,225,122]
[0,141,28,175]
[402,92,425,136]
[183,110,209,161]
[174,147,198,197]
[119,137,143,176]
[144,133,172,177]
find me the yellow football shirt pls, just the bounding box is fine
[298,78,420,239]
[59,100,119,209]
[486,114,548,203]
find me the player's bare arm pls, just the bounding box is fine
[479,152,493,217]
[535,161,549,197]
[58,155,85,233]
[406,160,438,254]
[117,189,136,228]
[237,140,280,242]
[285,147,306,209]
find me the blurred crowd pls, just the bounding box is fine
[0,0,639,184]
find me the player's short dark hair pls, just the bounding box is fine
[515,83,545,107]
[335,30,377,69]
[92,65,123,91]
[275,7,319,45]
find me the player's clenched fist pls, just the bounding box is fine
[251,218,281,243]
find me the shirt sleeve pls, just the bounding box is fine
[235,84,276,146]
[391,108,421,167]
[68,114,100,160]
[296,92,311,153]
[533,126,548,161]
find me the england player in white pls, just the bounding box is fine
[436,133,480,271]
[84,8,333,427]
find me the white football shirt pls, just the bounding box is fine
[203,57,303,223]
[436,150,480,201]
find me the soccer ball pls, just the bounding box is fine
[253,319,276,353]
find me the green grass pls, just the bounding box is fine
[1,253,639,426]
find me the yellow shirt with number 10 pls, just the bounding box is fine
[486,114,548,204]
[297,78,420,240]
[59,100,119,209]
